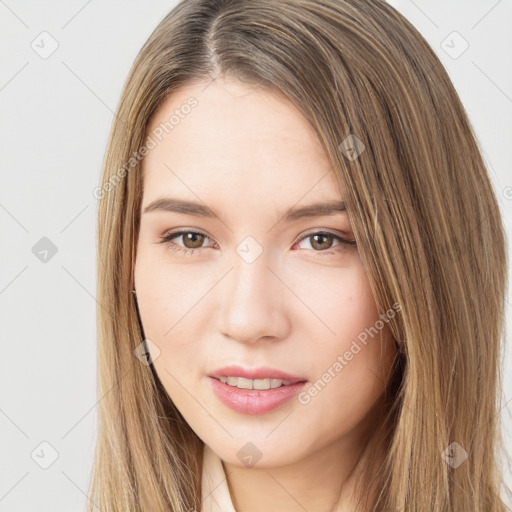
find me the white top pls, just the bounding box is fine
[201,443,237,512]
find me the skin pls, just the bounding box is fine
[134,77,397,512]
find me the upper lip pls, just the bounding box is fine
[208,365,307,383]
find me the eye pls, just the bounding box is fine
[158,229,357,256]
[294,231,357,254]
[158,229,215,256]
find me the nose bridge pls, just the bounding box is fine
[217,243,288,343]
[229,251,270,303]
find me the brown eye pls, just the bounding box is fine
[309,233,335,251]
[159,229,214,254]
[181,232,206,249]
[295,231,357,254]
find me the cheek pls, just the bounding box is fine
[134,242,204,339]
[133,246,221,385]
[294,263,394,412]
[133,257,206,410]
[289,259,379,348]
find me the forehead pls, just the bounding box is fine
[142,78,343,205]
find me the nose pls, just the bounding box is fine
[216,252,291,345]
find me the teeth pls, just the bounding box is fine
[219,376,293,390]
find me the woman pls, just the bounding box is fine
[89,0,511,511]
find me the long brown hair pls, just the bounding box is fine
[89,1,511,510]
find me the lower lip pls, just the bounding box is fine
[209,377,307,415]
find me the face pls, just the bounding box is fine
[134,77,397,468]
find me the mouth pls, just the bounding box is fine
[207,365,308,414]
[208,365,307,387]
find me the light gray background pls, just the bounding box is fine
[0,1,511,510]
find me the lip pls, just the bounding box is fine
[209,377,307,415]
[208,365,307,384]
[207,365,308,415]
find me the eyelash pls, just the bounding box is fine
[158,229,357,257]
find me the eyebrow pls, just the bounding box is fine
[142,197,346,222]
